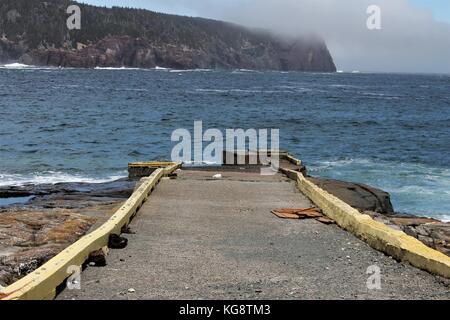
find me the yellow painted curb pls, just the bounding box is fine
[128,161,178,168]
[286,153,302,166]
[1,163,181,300]
[292,170,450,279]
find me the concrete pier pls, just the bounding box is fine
[57,167,450,300]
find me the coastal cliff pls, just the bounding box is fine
[0,0,336,71]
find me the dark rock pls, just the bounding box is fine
[0,1,336,71]
[0,267,14,287]
[309,178,395,214]
[168,173,178,179]
[108,234,128,249]
[0,178,134,211]
[87,248,108,267]
[121,226,135,234]
[0,38,27,63]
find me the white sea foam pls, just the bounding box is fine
[2,63,30,69]
[195,89,228,93]
[359,91,401,99]
[329,84,362,89]
[231,69,262,74]
[308,158,450,219]
[182,161,222,167]
[169,68,212,73]
[310,158,376,170]
[194,88,298,94]
[0,63,57,70]
[0,171,127,187]
[154,66,170,71]
[94,66,141,70]
[311,158,450,177]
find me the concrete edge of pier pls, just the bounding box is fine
[281,164,450,279]
[1,163,181,300]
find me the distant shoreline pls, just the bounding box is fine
[2,63,450,76]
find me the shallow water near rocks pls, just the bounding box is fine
[0,196,34,206]
[0,67,449,220]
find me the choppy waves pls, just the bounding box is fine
[309,158,450,221]
[0,171,127,186]
[1,69,449,219]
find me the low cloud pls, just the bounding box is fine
[137,0,450,73]
[83,0,450,73]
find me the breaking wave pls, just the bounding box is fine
[94,66,142,70]
[0,171,127,186]
[0,63,57,70]
[169,68,213,73]
[309,158,450,221]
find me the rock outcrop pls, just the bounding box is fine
[0,211,95,287]
[17,35,336,71]
[308,177,395,214]
[0,179,135,287]
[0,0,336,71]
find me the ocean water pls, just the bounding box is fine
[0,65,449,220]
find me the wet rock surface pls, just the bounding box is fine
[308,177,394,214]
[0,178,135,203]
[0,179,135,287]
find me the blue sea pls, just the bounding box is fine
[0,64,449,220]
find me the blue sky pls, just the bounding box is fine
[410,0,450,23]
[81,0,196,16]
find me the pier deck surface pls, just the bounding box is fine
[58,168,450,300]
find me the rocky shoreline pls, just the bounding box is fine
[8,35,336,72]
[0,179,136,287]
[0,1,336,72]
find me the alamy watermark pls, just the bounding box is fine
[66,265,81,290]
[66,5,81,30]
[65,4,380,32]
[171,121,280,175]
[367,5,382,30]
[366,264,382,290]
[11,4,380,33]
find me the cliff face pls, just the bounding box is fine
[0,0,336,71]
